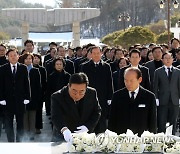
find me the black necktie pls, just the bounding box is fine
[95,63,98,67]
[130,91,135,102]
[13,65,16,77]
[167,68,172,81]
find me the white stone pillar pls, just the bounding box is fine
[22,22,29,46]
[72,21,80,47]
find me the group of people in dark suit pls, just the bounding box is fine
[0,37,180,143]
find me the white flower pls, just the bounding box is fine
[68,144,76,152]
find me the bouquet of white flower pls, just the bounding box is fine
[67,129,180,153]
[141,131,164,153]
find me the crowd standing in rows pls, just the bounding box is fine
[0,38,180,142]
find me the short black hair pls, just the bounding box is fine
[114,49,124,55]
[89,46,100,53]
[24,39,34,46]
[52,57,66,68]
[149,43,156,48]
[117,57,129,67]
[160,43,169,49]
[33,53,42,66]
[0,44,6,49]
[69,73,89,86]
[6,48,18,56]
[49,42,57,47]
[152,46,163,53]
[75,46,82,52]
[162,52,173,59]
[129,49,141,57]
[140,46,148,51]
[124,67,142,79]
[171,38,180,44]
[21,53,34,64]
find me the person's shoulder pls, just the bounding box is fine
[65,58,73,63]
[114,87,127,96]
[0,62,9,68]
[144,60,154,66]
[52,86,67,97]
[155,66,164,72]
[121,65,129,72]
[31,67,40,74]
[173,66,180,71]
[18,63,28,69]
[140,86,155,97]
[139,65,148,70]
[86,86,96,93]
[64,70,71,77]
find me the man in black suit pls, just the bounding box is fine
[0,44,8,137]
[51,73,101,142]
[0,48,30,142]
[154,52,180,135]
[119,49,151,91]
[108,67,157,135]
[80,46,114,134]
[145,46,163,90]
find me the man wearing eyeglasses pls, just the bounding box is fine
[51,72,101,142]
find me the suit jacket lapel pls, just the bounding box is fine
[162,67,169,80]
[7,63,14,79]
[170,67,175,82]
[134,86,143,103]
[15,63,20,79]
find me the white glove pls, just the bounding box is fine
[74,125,89,133]
[156,99,159,106]
[107,100,111,105]
[179,99,180,105]
[63,129,73,142]
[24,100,30,104]
[0,100,6,105]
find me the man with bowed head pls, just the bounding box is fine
[51,73,101,142]
[108,67,157,135]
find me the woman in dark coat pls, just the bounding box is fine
[46,58,71,114]
[22,53,41,140]
[33,53,47,134]
[112,57,129,91]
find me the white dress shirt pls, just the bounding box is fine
[128,87,139,100]
[10,63,17,73]
[164,65,173,76]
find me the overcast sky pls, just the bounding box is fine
[22,0,56,7]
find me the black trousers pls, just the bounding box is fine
[157,102,179,135]
[5,111,24,142]
[35,101,43,129]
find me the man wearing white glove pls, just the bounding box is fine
[74,125,89,133]
[51,73,101,142]
[154,52,180,135]
[0,48,30,142]
[23,100,29,105]
[0,100,6,105]
[61,128,73,142]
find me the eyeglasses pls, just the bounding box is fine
[71,89,86,95]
